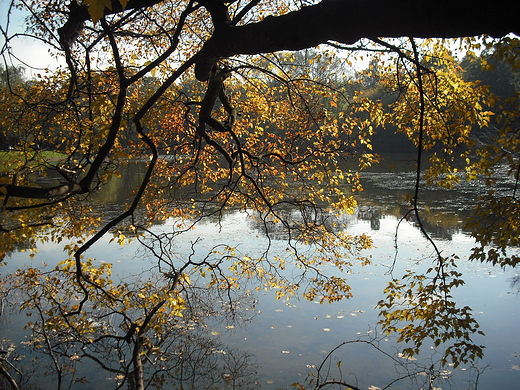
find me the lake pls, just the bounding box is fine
[1,156,519,390]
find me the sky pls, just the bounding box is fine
[0,0,65,73]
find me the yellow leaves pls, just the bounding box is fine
[303,276,353,304]
[468,189,520,267]
[4,26,515,384]
[465,166,479,182]
[180,273,191,285]
[84,0,130,24]
[377,258,485,367]
[83,0,112,24]
[330,195,357,215]
[108,231,127,246]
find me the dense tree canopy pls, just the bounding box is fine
[0,0,519,389]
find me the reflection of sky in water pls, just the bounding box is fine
[4,208,520,389]
[168,212,520,389]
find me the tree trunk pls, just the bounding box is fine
[132,336,145,390]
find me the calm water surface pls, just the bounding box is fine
[2,159,520,390]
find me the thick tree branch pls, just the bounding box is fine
[59,0,519,81]
[194,0,520,80]
[1,182,86,199]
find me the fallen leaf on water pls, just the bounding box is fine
[397,353,416,361]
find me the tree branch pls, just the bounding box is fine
[1,182,86,199]
[194,0,520,80]
[58,0,520,82]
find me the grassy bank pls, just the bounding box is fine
[0,150,67,172]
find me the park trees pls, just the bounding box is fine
[0,0,519,388]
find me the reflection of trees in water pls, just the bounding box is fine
[147,286,260,390]
[247,201,463,242]
[508,274,520,294]
[396,204,462,240]
[1,264,260,390]
[246,206,356,241]
[356,206,381,231]
[308,335,489,390]
[145,326,259,390]
[356,195,466,241]
[7,164,474,252]
[3,319,260,390]
[357,165,520,243]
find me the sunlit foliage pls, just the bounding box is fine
[0,0,519,388]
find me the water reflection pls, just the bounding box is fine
[0,263,261,390]
[10,151,517,245]
[508,274,520,294]
[357,206,381,230]
[3,155,520,390]
[17,157,496,246]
